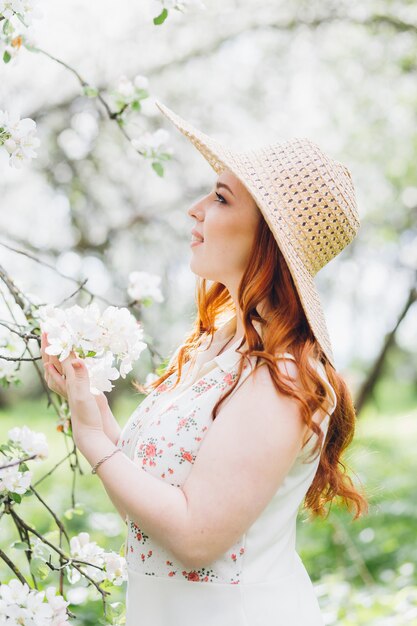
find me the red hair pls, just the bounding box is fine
[135,215,368,519]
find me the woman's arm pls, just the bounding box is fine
[93,392,121,446]
[40,333,127,521]
[79,433,191,565]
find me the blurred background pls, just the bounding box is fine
[0,0,416,624]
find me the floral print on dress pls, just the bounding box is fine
[136,438,164,467]
[117,361,254,584]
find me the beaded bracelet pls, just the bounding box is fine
[91,447,122,474]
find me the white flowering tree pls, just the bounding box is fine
[0,0,205,623]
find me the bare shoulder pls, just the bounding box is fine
[231,355,302,410]
[221,355,327,446]
[217,357,306,443]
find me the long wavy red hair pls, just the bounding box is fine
[135,215,368,519]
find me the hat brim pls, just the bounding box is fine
[154,98,336,369]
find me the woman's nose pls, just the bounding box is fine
[187,199,204,220]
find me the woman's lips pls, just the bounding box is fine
[191,229,204,246]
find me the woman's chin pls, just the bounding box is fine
[188,261,215,282]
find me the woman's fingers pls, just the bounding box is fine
[43,362,68,400]
[40,331,51,367]
[41,333,67,398]
[41,332,64,375]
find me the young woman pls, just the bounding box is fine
[41,100,367,626]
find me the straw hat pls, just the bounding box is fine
[154,99,360,370]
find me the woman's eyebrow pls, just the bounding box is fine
[216,182,235,197]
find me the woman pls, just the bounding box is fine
[41,99,368,625]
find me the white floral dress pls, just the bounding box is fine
[117,315,337,626]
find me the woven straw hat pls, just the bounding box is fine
[154,99,360,370]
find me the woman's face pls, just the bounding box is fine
[187,169,261,287]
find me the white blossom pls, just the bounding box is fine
[0,109,40,168]
[38,302,147,393]
[102,552,127,586]
[68,532,127,587]
[111,73,150,109]
[115,75,135,100]
[0,357,19,383]
[0,0,42,23]
[0,464,32,494]
[133,74,149,91]
[63,303,102,355]
[131,128,172,156]
[8,425,49,459]
[44,587,69,625]
[0,579,68,624]
[0,578,30,604]
[0,0,24,20]
[82,351,120,395]
[43,324,75,362]
[127,270,164,304]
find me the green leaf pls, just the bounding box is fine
[158,151,172,161]
[23,42,38,53]
[64,505,84,520]
[33,542,52,561]
[99,600,125,623]
[151,161,164,177]
[119,541,126,557]
[153,8,168,25]
[11,541,30,551]
[44,529,60,545]
[19,462,29,472]
[85,350,97,357]
[83,85,99,98]
[30,557,49,580]
[3,50,11,64]
[131,100,141,111]
[10,492,22,504]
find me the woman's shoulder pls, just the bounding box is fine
[253,350,337,415]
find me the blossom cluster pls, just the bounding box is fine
[111,74,150,113]
[0,579,69,625]
[0,109,41,167]
[36,302,147,394]
[67,532,127,586]
[127,270,164,305]
[131,127,172,161]
[8,425,49,459]
[0,425,48,497]
[0,0,43,63]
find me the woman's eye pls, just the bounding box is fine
[215,192,226,204]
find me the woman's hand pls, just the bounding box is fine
[60,352,104,450]
[40,331,68,400]
[40,332,121,445]
[40,331,104,450]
